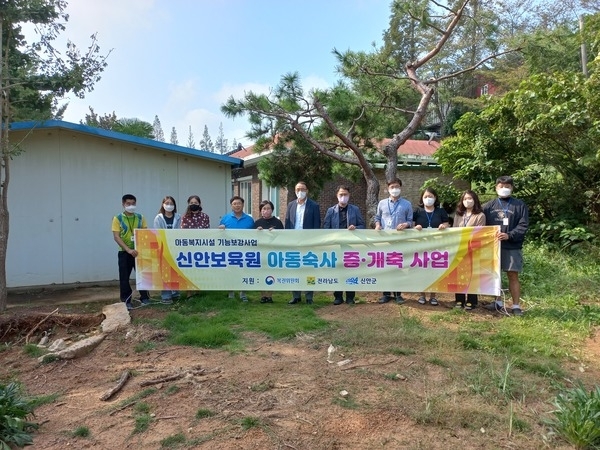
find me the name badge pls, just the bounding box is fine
[502,218,509,226]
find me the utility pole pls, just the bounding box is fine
[580,15,588,77]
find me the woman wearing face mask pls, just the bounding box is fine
[181,195,210,229]
[453,190,486,310]
[254,200,284,303]
[154,196,182,304]
[412,187,449,306]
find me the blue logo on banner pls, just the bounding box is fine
[265,276,275,285]
[346,277,359,285]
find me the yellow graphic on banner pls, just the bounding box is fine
[135,227,501,294]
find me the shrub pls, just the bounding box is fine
[548,384,600,449]
[0,382,38,449]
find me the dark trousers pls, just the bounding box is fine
[118,251,149,302]
[383,292,402,297]
[334,291,355,301]
[455,293,478,306]
[292,291,313,301]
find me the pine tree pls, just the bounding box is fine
[231,138,238,153]
[214,122,228,154]
[198,125,214,152]
[187,125,196,148]
[170,127,178,145]
[153,115,165,142]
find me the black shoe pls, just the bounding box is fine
[306,299,313,304]
[346,298,355,304]
[333,298,344,305]
[378,296,392,304]
[484,302,503,312]
[288,298,301,305]
[260,297,269,304]
[266,297,273,303]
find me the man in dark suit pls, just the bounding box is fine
[285,181,321,304]
[323,185,365,305]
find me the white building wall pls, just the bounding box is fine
[7,127,234,288]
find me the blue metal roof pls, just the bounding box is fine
[10,120,243,167]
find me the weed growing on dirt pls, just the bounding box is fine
[22,344,45,358]
[132,401,153,434]
[114,387,157,411]
[239,416,262,430]
[250,380,274,392]
[71,426,90,438]
[164,385,179,396]
[546,383,600,449]
[195,408,216,419]
[29,392,60,408]
[160,432,186,448]
[134,341,156,353]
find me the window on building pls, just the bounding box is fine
[481,84,489,95]
[238,178,252,214]
[262,181,280,218]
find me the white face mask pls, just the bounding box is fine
[124,205,136,213]
[497,187,512,198]
[423,198,435,207]
[338,195,349,205]
[163,204,175,212]
[296,191,307,200]
[463,199,474,209]
[389,188,401,198]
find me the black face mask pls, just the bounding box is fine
[190,204,201,212]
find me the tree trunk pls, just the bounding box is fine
[365,176,380,227]
[0,17,8,312]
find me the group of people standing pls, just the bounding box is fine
[112,175,528,315]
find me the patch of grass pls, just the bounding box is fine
[39,354,59,364]
[389,347,416,356]
[22,344,46,358]
[115,388,157,410]
[332,393,360,409]
[134,402,151,414]
[71,426,90,438]
[427,356,450,368]
[29,392,60,408]
[134,341,157,353]
[160,432,186,448]
[162,292,330,349]
[195,408,216,419]
[239,416,262,430]
[133,414,152,434]
[164,385,180,396]
[250,380,273,392]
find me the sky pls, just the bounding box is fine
[50,0,393,149]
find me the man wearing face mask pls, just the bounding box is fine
[112,194,150,310]
[324,185,366,305]
[285,181,321,304]
[374,178,413,304]
[483,176,529,316]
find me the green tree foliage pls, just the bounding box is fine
[0,0,108,311]
[113,118,153,139]
[199,125,214,152]
[170,126,178,145]
[187,125,195,149]
[435,66,600,244]
[214,123,228,154]
[256,135,334,199]
[152,115,165,142]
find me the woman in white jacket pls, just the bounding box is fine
[153,196,182,303]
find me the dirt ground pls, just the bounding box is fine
[1,286,599,449]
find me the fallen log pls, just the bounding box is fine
[100,370,131,401]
